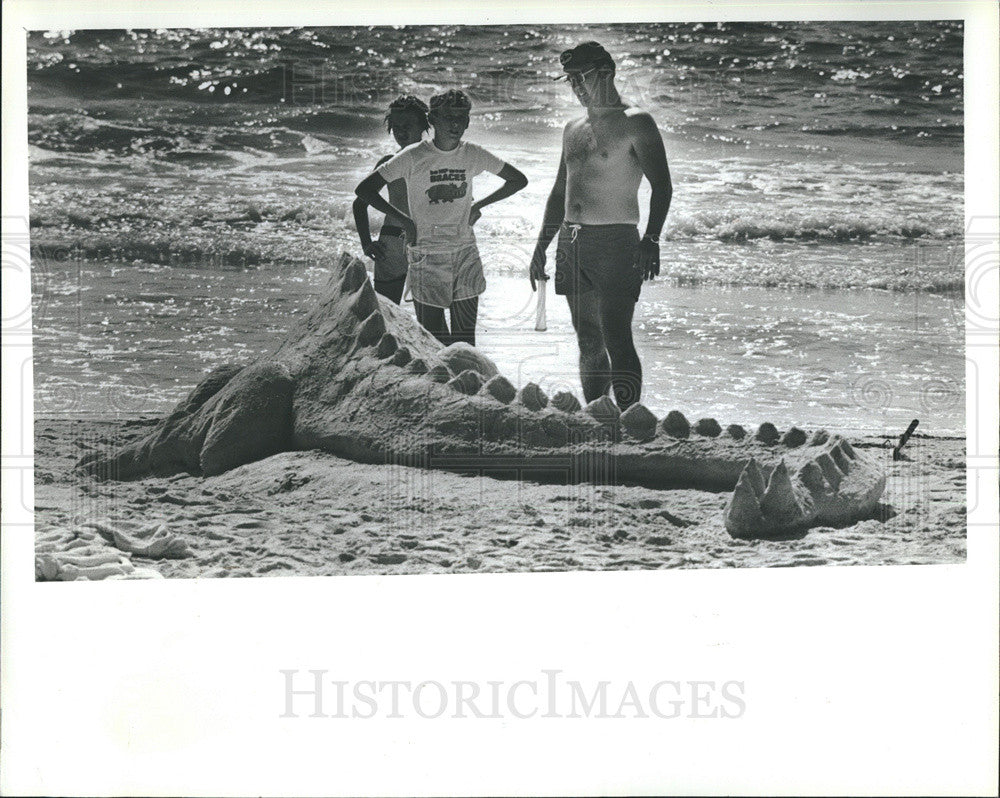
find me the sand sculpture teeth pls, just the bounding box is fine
[727,424,747,440]
[810,429,830,445]
[351,280,380,320]
[427,363,452,384]
[550,390,582,413]
[447,370,483,395]
[339,258,368,294]
[517,382,548,411]
[389,345,411,367]
[620,403,657,440]
[377,333,398,359]
[756,422,780,444]
[483,374,516,404]
[438,342,499,380]
[694,417,722,437]
[355,312,386,349]
[408,357,429,374]
[77,254,885,538]
[780,427,807,447]
[585,395,620,426]
[661,410,691,438]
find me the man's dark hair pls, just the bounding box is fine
[429,89,473,114]
[559,41,616,73]
[384,95,430,132]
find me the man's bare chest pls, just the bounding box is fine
[565,122,633,168]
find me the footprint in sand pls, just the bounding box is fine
[791,553,829,565]
[496,537,520,548]
[372,553,407,565]
[655,509,691,527]
[257,561,292,574]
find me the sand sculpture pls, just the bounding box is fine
[77,253,886,540]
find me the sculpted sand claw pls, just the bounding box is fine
[76,254,885,537]
[722,435,885,539]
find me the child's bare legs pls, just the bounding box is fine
[414,298,479,348]
[448,297,478,348]
[414,301,451,346]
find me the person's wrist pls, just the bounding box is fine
[642,233,660,245]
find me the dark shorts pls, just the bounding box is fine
[555,222,642,302]
[373,225,408,282]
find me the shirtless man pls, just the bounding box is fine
[530,41,672,411]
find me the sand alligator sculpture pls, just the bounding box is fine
[77,253,887,539]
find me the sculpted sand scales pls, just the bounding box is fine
[68,254,887,569]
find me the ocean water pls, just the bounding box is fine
[27,22,965,434]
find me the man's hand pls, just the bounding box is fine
[636,238,660,281]
[529,248,548,292]
[469,203,483,226]
[362,241,386,260]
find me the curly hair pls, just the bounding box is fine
[384,95,430,132]
[429,89,473,113]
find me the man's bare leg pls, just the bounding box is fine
[566,291,612,402]
[597,291,641,410]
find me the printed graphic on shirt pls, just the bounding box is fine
[375,141,505,247]
[426,168,467,204]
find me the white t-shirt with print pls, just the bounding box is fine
[376,139,505,250]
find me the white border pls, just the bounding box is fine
[3,2,997,795]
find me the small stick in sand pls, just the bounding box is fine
[892,419,919,461]
[534,276,548,331]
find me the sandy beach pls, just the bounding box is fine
[34,417,965,579]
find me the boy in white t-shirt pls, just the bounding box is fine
[355,89,527,347]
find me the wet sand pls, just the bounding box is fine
[33,417,966,579]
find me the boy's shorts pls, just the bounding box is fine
[405,242,486,308]
[555,222,642,303]
[373,226,409,282]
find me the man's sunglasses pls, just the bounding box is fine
[552,66,600,83]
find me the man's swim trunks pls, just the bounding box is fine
[405,242,486,308]
[373,224,409,282]
[555,222,642,302]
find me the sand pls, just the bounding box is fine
[33,417,966,579]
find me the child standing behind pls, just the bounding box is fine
[355,89,527,346]
[353,95,430,304]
